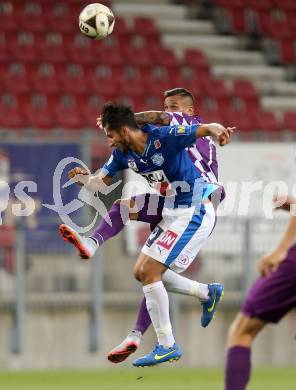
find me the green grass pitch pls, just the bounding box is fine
[0,367,295,390]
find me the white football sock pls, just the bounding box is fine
[162,269,209,301]
[143,281,175,348]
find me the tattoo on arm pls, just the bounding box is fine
[135,111,170,125]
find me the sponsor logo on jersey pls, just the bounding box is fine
[151,153,164,166]
[127,158,138,171]
[154,139,161,149]
[175,125,190,136]
[156,230,178,250]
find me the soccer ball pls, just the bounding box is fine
[79,3,115,40]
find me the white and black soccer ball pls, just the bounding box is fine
[79,3,115,40]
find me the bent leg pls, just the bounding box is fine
[91,193,163,245]
[225,313,266,390]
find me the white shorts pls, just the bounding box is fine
[141,202,216,273]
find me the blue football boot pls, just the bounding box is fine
[201,283,224,328]
[133,342,182,367]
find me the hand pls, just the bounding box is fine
[207,124,236,146]
[68,167,90,187]
[257,249,287,277]
[273,193,294,211]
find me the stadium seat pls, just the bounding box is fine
[46,2,75,33]
[0,33,11,62]
[252,110,281,132]
[38,32,67,63]
[19,1,47,32]
[275,38,296,64]
[232,79,260,110]
[80,95,105,129]
[54,94,84,129]
[24,93,56,129]
[89,64,119,96]
[2,62,31,93]
[0,1,19,32]
[9,32,39,62]
[0,93,27,129]
[30,63,60,94]
[282,111,296,132]
[183,49,210,79]
[66,33,97,65]
[223,107,254,132]
[58,63,88,95]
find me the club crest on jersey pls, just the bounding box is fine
[127,158,138,171]
[151,153,164,166]
[154,139,161,149]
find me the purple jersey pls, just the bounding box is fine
[168,112,218,183]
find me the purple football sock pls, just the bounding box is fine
[134,297,152,335]
[225,346,251,390]
[90,203,129,245]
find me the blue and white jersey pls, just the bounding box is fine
[102,123,208,207]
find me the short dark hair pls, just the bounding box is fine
[164,88,195,104]
[101,102,138,131]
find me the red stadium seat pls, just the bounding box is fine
[54,94,84,129]
[89,64,119,96]
[38,32,67,63]
[31,63,60,94]
[282,111,296,132]
[252,110,281,132]
[0,1,19,32]
[46,2,75,33]
[0,93,27,129]
[182,50,211,79]
[203,79,230,110]
[2,63,31,93]
[80,95,105,129]
[19,2,47,32]
[232,79,260,110]
[272,0,296,11]
[0,33,11,62]
[124,46,155,68]
[153,48,180,69]
[275,38,296,64]
[24,93,55,129]
[66,33,97,65]
[58,63,88,95]
[223,107,254,132]
[9,32,39,62]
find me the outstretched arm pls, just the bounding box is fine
[134,111,171,126]
[67,167,113,192]
[196,123,236,146]
[258,198,296,276]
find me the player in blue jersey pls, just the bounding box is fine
[61,102,234,367]
[60,89,226,364]
[225,196,296,389]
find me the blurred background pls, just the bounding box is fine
[0,0,295,374]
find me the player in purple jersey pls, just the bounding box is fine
[60,101,233,367]
[225,196,296,390]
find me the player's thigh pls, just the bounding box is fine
[142,202,216,274]
[116,193,163,222]
[227,312,266,347]
[133,251,168,284]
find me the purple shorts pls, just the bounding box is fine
[242,244,296,323]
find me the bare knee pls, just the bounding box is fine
[133,256,165,285]
[227,313,265,348]
[133,261,152,283]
